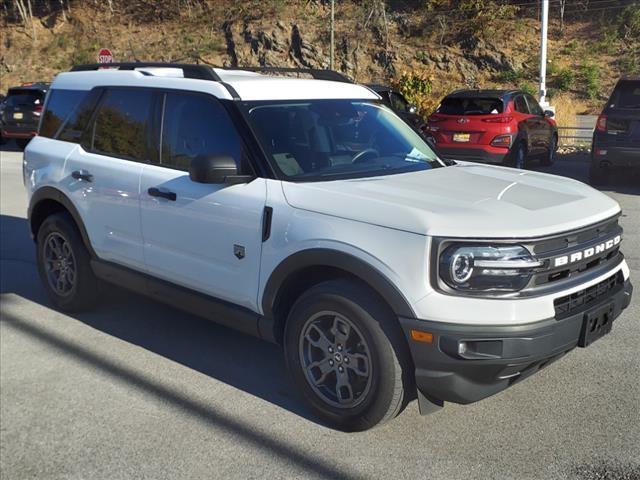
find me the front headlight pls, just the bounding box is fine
[439,244,542,293]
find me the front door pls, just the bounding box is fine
[139,91,266,311]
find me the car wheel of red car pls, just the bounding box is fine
[542,135,557,167]
[510,142,527,169]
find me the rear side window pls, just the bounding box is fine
[389,92,409,112]
[160,92,242,171]
[58,89,102,143]
[40,89,87,138]
[91,89,153,162]
[610,81,640,109]
[437,97,503,115]
[6,89,44,107]
[514,95,529,114]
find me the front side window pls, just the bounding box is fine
[160,92,243,171]
[40,89,87,139]
[525,94,544,115]
[514,95,529,114]
[92,89,153,161]
[244,99,442,181]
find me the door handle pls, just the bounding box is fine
[148,187,177,201]
[71,169,93,182]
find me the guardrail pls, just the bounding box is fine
[557,126,593,147]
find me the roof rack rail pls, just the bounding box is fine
[229,66,353,83]
[70,63,222,82]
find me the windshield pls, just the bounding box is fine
[243,100,442,181]
[437,97,503,115]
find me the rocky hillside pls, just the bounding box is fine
[1,0,639,123]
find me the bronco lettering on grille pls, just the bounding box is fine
[553,235,621,268]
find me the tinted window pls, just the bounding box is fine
[6,89,44,107]
[514,95,529,114]
[92,89,153,161]
[437,97,503,115]
[40,89,87,138]
[525,94,543,115]
[59,89,102,143]
[389,92,409,112]
[611,80,640,109]
[160,92,242,171]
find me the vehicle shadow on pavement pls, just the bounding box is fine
[0,214,323,427]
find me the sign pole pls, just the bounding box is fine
[539,0,549,107]
[329,0,335,70]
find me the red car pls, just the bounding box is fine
[424,89,558,169]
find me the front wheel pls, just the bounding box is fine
[284,280,411,431]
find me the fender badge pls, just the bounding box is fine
[234,244,245,260]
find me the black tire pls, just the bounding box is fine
[507,141,527,169]
[541,134,557,166]
[589,159,608,186]
[36,212,100,312]
[16,138,30,150]
[284,279,412,431]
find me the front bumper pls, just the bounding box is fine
[400,277,633,405]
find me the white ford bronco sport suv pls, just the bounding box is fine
[25,63,633,431]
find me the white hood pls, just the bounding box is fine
[281,163,621,238]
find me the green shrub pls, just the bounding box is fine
[497,68,524,83]
[560,40,579,55]
[581,63,601,100]
[554,68,575,91]
[519,83,537,96]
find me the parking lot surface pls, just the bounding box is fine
[1,146,639,480]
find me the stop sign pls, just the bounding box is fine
[97,48,114,64]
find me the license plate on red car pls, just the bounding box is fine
[453,133,470,142]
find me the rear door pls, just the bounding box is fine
[63,87,153,271]
[512,94,543,154]
[139,91,266,311]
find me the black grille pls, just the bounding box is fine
[554,271,623,319]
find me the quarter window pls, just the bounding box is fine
[40,89,88,139]
[92,89,153,161]
[160,92,243,171]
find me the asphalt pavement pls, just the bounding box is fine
[1,143,639,480]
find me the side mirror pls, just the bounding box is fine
[408,104,418,114]
[189,154,252,184]
[543,110,555,118]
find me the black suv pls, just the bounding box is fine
[1,83,49,149]
[366,84,424,130]
[590,76,640,184]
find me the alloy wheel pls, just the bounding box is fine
[299,311,373,409]
[43,231,77,297]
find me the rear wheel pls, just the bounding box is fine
[509,142,527,169]
[36,212,100,311]
[284,280,411,431]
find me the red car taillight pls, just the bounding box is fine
[490,134,513,148]
[33,105,43,117]
[483,116,513,123]
[596,115,607,132]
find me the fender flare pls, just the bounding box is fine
[261,248,416,321]
[28,186,97,258]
